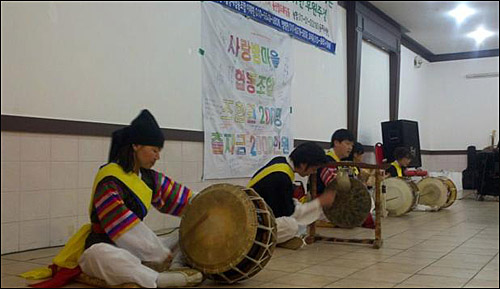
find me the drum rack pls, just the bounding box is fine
[306,162,390,249]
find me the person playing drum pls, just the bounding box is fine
[248,142,336,250]
[25,110,203,288]
[386,147,412,178]
[315,129,355,196]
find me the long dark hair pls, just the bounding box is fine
[110,144,136,173]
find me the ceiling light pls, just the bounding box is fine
[467,27,495,44]
[449,4,475,24]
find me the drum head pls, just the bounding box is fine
[180,184,257,274]
[417,177,448,208]
[323,178,372,228]
[439,177,457,208]
[383,177,416,216]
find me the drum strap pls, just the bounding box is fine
[248,163,295,188]
[391,161,403,177]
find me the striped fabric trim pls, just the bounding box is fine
[93,181,140,241]
[151,171,192,216]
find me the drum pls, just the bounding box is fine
[382,177,418,216]
[179,184,277,284]
[417,176,457,209]
[323,178,372,228]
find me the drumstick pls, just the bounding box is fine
[181,212,209,240]
[168,212,209,258]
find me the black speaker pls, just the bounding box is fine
[381,120,422,168]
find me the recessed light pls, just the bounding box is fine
[467,27,495,44]
[449,4,475,24]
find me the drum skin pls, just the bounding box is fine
[323,178,372,228]
[382,177,418,216]
[179,184,276,284]
[417,177,457,209]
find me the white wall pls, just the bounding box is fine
[358,40,390,146]
[426,57,499,150]
[399,46,433,149]
[1,2,347,142]
[291,7,347,142]
[399,46,499,150]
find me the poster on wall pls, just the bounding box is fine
[215,1,338,54]
[202,1,294,179]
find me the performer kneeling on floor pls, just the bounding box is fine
[23,110,202,288]
[248,142,336,250]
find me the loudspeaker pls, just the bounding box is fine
[381,120,422,168]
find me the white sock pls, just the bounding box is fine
[156,271,202,288]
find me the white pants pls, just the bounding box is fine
[276,199,322,243]
[79,235,183,288]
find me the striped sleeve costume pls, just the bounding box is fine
[85,166,192,249]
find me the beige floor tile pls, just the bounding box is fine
[384,256,436,266]
[26,256,53,265]
[432,259,488,270]
[354,247,404,257]
[323,278,396,288]
[298,264,359,278]
[348,267,412,283]
[401,274,470,288]
[1,259,16,265]
[426,234,472,243]
[393,284,438,288]
[441,253,494,264]
[248,269,289,283]
[272,251,338,265]
[337,252,391,262]
[475,268,500,281]
[265,259,311,273]
[255,282,307,288]
[271,248,296,258]
[395,249,447,260]
[198,279,264,288]
[318,258,378,269]
[410,244,456,254]
[483,262,499,271]
[463,278,500,288]
[272,272,338,287]
[0,261,46,276]
[418,265,478,279]
[2,247,62,262]
[363,262,426,274]
[0,275,31,288]
[452,246,499,256]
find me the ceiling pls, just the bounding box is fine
[369,1,499,54]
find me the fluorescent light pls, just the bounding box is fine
[449,4,475,24]
[467,27,495,44]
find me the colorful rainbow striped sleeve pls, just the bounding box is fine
[150,171,193,216]
[93,180,140,241]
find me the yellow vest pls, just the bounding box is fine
[391,161,403,177]
[326,149,341,162]
[21,163,153,280]
[248,163,295,188]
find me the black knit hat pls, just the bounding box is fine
[108,110,164,161]
[128,109,165,147]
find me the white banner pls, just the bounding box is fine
[202,2,294,179]
[215,1,338,54]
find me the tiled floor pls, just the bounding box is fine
[2,199,498,288]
